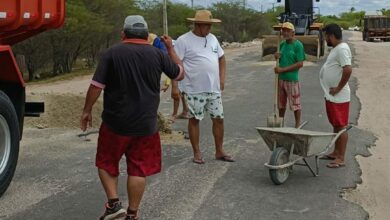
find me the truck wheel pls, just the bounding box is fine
[0,91,20,197]
[269,147,290,185]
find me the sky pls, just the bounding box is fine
[172,0,390,16]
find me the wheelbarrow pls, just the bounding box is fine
[256,124,352,185]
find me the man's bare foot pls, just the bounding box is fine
[177,112,190,119]
[168,115,177,123]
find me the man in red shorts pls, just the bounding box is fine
[80,15,184,220]
[319,23,352,168]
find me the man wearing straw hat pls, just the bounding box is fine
[172,10,234,164]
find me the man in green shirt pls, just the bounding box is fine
[274,22,305,128]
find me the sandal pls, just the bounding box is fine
[326,161,345,168]
[215,155,235,162]
[319,154,336,160]
[192,158,205,164]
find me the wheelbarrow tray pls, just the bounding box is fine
[256,127,336,157]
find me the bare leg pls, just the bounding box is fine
[188,118,202,160]
[212,118,225,157]
[278,108,286,118]
[98,169,119,199]
[294,110,301,128]
[333,126,348,162]
[127,176,146,217]
[180,95,189,116]
[170,97,180,122]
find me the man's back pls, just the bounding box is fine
[93,42,180,136]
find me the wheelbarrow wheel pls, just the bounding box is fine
[269,147,290,185]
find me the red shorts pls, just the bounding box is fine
[325,100,349,127]
[96,123,161,177]
[278,80,301,111]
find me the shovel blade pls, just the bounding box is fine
[267,116,284,127]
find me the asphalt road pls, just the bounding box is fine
[0,32,374,220]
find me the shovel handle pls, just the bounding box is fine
[274,31,281,114]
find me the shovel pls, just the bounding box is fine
[267,30,284,127]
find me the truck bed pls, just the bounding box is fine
[0,0,65,45]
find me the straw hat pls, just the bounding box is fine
[186,10,221,24]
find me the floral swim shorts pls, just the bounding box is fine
[184,92,224,120]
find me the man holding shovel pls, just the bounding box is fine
[274,22,305,128]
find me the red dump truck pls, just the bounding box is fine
[0,0,65,197]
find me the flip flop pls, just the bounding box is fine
[192,158,205,164]
[319,155,336,160]
[215,155,235,162]
[326,161,345,168]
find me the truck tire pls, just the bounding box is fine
[0,90,20,197]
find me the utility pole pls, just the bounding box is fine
[272,3,275,12]
[163,0,168,35]
[191,0,194,9]
[243,0,246,9]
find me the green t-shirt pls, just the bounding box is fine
[278,39,305,81]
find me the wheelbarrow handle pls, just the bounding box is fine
[318,125,354,157]
[345,124,353,131]
[328,124,354,148]
[334,124,353,139]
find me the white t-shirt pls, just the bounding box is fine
[174,31,224,94]
[319,42,352,103]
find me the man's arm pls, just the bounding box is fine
[80,84,102,131]
[160,35,184,81]
[274,61,303,74]
[161,35,184,99]
[219,55,226,91]
[329,65,352,96]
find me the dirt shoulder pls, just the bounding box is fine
[344,32,390,219]
[25,72,186,144]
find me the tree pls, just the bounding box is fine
[12,34,52,80]
[49,0,112,74]
[210,2,272,42]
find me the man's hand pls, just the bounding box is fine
[274,67,284,74]
[329,87,340,96]
[274,52,280,60]
[80,111,92,132]
[161,84,169,92]
[160,35,174,50]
